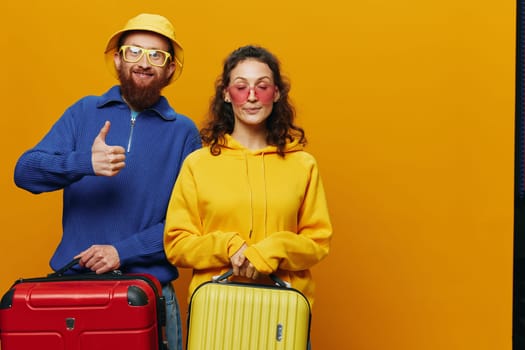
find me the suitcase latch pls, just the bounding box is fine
[276,323,283,341]
[65,317,76,330]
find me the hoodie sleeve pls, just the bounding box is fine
[164,158,246,270]
[244,156,333,274]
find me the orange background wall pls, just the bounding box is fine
[2,1,515,349]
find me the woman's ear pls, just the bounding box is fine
[273,87,281,102]
[224,90,231,103]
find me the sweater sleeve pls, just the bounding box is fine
[244,158,333,274]
[164,160,246,270]
[14,106,95,194]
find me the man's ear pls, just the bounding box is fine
[166,61,176,80]
[113,52,121,70]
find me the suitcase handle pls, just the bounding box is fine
[48,258,124,278]
[48,258,82,277]
[213,269,290,288]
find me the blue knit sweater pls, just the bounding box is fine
[14,86,201,284]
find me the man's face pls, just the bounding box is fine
[114,31,176,110]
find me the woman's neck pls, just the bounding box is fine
[231,127,268,150]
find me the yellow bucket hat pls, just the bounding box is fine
[104,13,184,84]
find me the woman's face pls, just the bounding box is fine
[224,59,280,133]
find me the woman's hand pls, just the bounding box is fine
[230,243,259,280]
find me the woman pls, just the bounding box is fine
[163,45,332,308]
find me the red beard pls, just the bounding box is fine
[118,66,170,111]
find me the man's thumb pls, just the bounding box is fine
[97,121,111,142]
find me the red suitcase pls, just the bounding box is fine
[0,259,167,350]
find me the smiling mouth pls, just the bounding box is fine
[244,107,261,113]
[133,70,154,78]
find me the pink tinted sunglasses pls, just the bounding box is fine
[227,82,277,104]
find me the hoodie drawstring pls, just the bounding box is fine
[261,153,268,238]
[244,151,269,239]
[244,152,254,238]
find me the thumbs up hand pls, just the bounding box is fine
[91,121,126,176]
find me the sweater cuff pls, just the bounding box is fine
[70,151,95,175]
[113,239,138,264]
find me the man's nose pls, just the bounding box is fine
[138,52,152,67]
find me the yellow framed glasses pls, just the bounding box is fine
[119,45,172,67]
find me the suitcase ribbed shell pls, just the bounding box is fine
[187,281,310,350]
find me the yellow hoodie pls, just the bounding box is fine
[164,134,332,306]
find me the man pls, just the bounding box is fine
[13,13,201,350]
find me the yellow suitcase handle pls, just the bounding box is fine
[212,269,289,288]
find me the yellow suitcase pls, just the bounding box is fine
[186,270,311,350]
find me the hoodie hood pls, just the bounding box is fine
[221,134,304,155]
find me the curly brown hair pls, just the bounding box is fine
[200,45,306,157]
